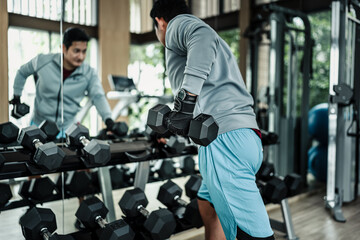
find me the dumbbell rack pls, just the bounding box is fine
[269,199,298,240]
[0,139,197,223]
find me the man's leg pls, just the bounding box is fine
[198,198,226,240]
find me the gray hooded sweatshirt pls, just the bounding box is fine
[13,53,112,130]
[165,14,258,135]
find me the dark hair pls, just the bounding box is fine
[150,0,190,27]
[63,27,90,48]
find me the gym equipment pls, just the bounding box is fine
[18,125,65,171]
[149,160,176,181]
[0,153,5,169]
[92,166,126,190]
[257,177,288,204]
[284,173,303,197]
[256,161,275,181]
[179,156,196,175]
[119,187,176,240]
[0,183,12,207]
[66,123,111,167]
[97,121,129,140]
[308,145,327,182]
[308,103,329,145]
[185,175,202,200]
[75,196,134,240]
[157,180,203,228]
[56,171,93,197]
[0,122,19,144]
[19,207,74,240]
[39,120,60,141]
[147,104,219,146]
[19,177,56,202]
[11,102,30,119]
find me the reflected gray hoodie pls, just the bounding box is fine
[13,53,112,130]
[165,14,258,135]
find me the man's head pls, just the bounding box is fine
[150,0,190,46]
[62,28,90,70]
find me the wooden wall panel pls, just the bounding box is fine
[0,1,9,123]
[98,0,130,112]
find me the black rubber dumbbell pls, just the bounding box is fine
[284,173,303,197]
[19,177,56,203]
[144,126,186,154]
[97,121,129,140]
[56,171,93,197]
[149,160,176,181]
[0,153,5,170]
[18,125,65,171]
[257,177,288,204]
[147,104,219,146]
[11,102,30,119]
[66,123,111,167]
[19,207,75,240]
[158,180,203,228]
[0,122,19,145]
[75,196,134,240]
[0,183,12,208]
[178,156,196,175]
[256,161,275,181]
[185,174,202,200]
[119,188,176,240]
[39,120,60,141]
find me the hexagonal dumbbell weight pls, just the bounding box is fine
[157,180,203,228]
[66,123,111,167]
[11,102,30,119]
[19,177,56,203]
[18,125,65,171]
[257,177,288,204]
[39,120,60,141]
[19,207,75,240]
[75,196,134,240]
[0,183,12,208]
[119,188,176,240]
[185,174,202,200]
[147,104,219,146]
[0,122,19,145]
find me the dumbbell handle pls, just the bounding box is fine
[40,227,52,240]
[95,215,107,228]
[137,205,150,218]
[79,136,90,147]
[33,139,44,149]
[174,195,188,207]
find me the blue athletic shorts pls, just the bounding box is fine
[197,128,273,239]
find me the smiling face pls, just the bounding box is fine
[63,41,88,70]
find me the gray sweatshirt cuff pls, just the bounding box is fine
[182,74,205,95]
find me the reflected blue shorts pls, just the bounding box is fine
[197,128,273,239]
[30,120,66,139]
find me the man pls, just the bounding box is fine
[10,27,116,137]
[150,1,274,239]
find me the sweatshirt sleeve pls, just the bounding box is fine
[87,69,112,121]
[171,19,219,95]
[13,55,39,96]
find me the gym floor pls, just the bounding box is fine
[1,176,360,240]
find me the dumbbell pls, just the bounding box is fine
[92,166,126,190]
[144,126,186,154]
[66,123,111,167]
[97,121,129,140]
[19,177,56,203]
[147,104,219,146]
[119,188,176,240]
[39,120,60,141]
[56,171,93,197]
[257,177,288,204]
[284,173,303,197]
[0,183,12,208]
[256,161,275,181]
[158,180,203,228]
[0,153,5,169]
[178,156,196,175]
[0,122,19,145]
[75,196,134,240]
[149,160,176,181]
[11,102,30,119]
[18,125,65,171]
[20,207,74,240]
[185,174,202,200]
